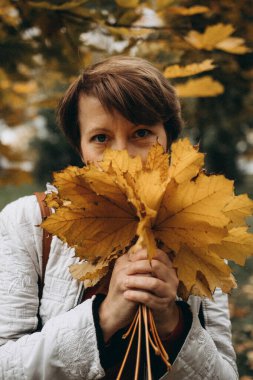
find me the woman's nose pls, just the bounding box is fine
[111,138,128,152]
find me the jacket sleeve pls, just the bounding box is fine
[0,197,104,380]
[161,289,238,380]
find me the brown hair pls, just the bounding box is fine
[57,56,183,152]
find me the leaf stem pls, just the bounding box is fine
[116,309,140,380]
[143,305,152,380]
[122,309,139,339]
[148,308,171,369]
[134,306,142,380]
[117,305,172,379]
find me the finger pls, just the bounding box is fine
[152,249,174,268]
[129,248,168,263]
[125,275,171,298]
[126,260,152,276]
[124,289,172,311]
[128,248,148,262]
[114,253,131,271]
[126,259,177,283]
[129,247,174,269]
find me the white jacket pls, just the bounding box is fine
[0,195,238,380]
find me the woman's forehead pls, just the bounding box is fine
[78,95,131,132]
[78,94,106,114]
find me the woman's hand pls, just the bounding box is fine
[125,249,179,338]
[99,248,179,342]
[98,253,138,342]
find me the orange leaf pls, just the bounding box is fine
[115,0,139,8]
[154,174,233,252]
[185,23,250,54]
[185,23,235,50]
[210,227,253,266]
[173,245,236,296]
[69,258,114,287]
[43,139,253,298]
[168,5,210,16]
[168,138,204,183]
[42,202,138,262]
[223,193,253,228]
[216,37,251,54]
[28,0,90,10]
[164,59,216,78]
[0,168,32,186]
[175,76,224,97]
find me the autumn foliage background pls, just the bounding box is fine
[0,0,253,377]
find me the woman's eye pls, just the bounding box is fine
[92,134,108,143]
[134,129,151,138]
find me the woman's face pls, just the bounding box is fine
[79,95,167,164]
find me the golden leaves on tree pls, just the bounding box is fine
[0,143,24,162]
[1,0,252,190]
[0,143,33,186]
[42,139,253,299]
[164,60,223,98]
[0,168,32,186]
[175,76,224,97]
[0,0,21,26]
[185,23,251,54]
[164,59,216,78]
[115,0,140,8]
[28,0,90,10]
[168,6,210,16]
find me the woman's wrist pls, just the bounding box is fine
[155,302,180,340]
[99,298,118,343]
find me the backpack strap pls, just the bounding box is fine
[34,192,52,299]
[198,301,205,328]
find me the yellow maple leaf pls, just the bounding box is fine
[168,138,204,183]
[91,148,170,260]
[154,174,233,253]
[185,23,250,55]
[216,37,251,55]
[13,81,37,94]
[144,143,169,182]
[223,193,253,228]
[155,0,175,10]
[0,168,32,186]
[99,148,143,177]
[42,177,138,261]
[168,5,210,16]
[210,227,253,266]
[42,138,253,299]
[175,76,224,97]
[115,0,139,8]
[0,1,20,27]
[185,24,234,50]
[44,192,63,209]
[173,245,236,297]
[28,0,90,10]
[69,257,115,286]
[164,59,216,79]
[107,26,152,39]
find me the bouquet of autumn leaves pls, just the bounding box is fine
[42,138,253,378]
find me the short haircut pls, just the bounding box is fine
[57,56,183,152]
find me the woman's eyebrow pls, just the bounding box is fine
[85,123,158,136]
[131,124,159,131]
[85,127,110,136]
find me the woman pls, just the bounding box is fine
[0,56,238,379]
